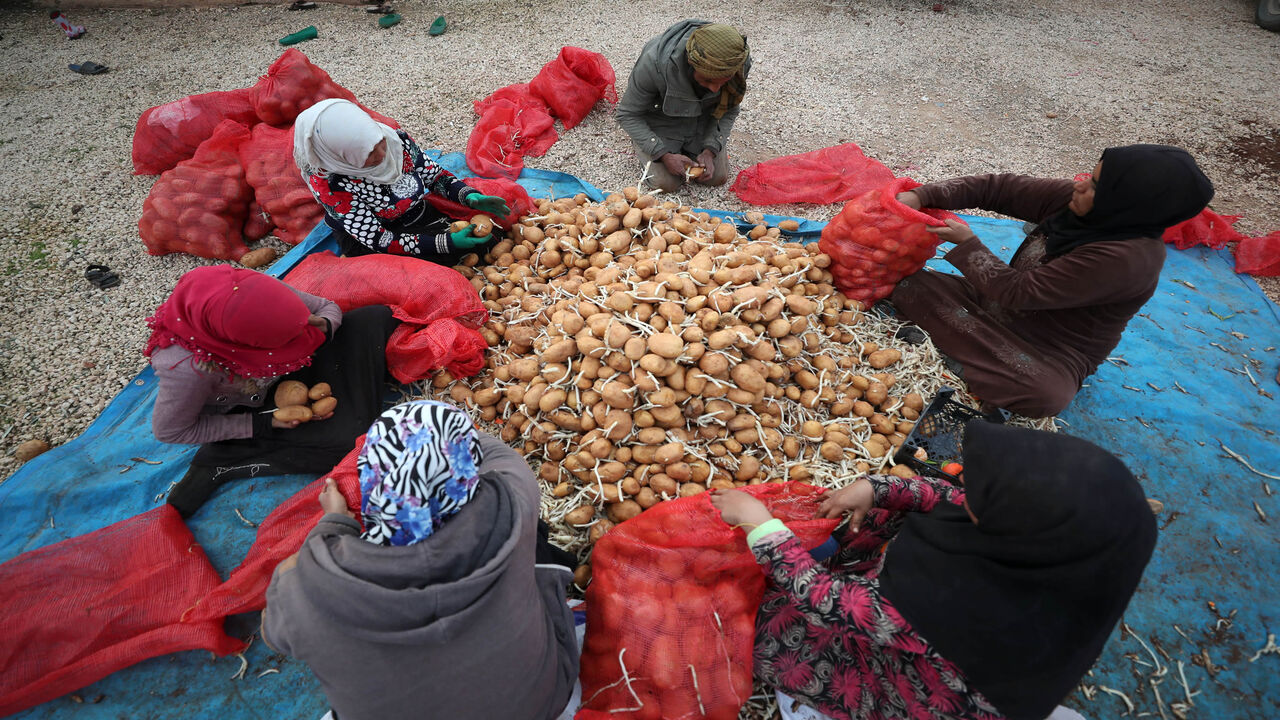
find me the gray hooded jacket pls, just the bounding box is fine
[617,19,752,160]
[262,434,578,720]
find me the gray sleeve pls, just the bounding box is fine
[151,362,253,444]
[293,286,344,336]
[617,59,674,159]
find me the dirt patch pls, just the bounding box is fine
[1226,121,1280,177]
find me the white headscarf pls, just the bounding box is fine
[292,98,404,185]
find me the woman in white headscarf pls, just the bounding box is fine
[294,99,510,264]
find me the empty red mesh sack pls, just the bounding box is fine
[529,47,618,130]
[241,123,325,245]
[139,119,255,261]
[0,506,243,717]
[1162,208,1246,250]
[1234,231,1280,276]
[251,49,401,129]
[283,252,489,381]
[426,175,539,230]
[577,483,838,720]
[131,88,260,176]
[730,142,897,206]
[466,96,559,179]
[186,439,364,622]
[819,177,961,303]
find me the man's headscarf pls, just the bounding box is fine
[143,266,325,379]
[879,422,1157,720]
[1041,144,1213,256]
[293,98,404,185]
[685,23,748,119]
[356,400,486,547]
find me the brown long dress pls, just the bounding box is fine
[890,174,1166,418]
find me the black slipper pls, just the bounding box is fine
[69,61,108,75]
[365,3,393,13]
[85,264,120,289]
[288,0,317,9]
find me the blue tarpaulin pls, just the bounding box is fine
[1,161,1276,719]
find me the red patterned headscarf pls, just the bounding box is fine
[144,266,325,379]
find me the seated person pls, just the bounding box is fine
[617,20,750,193]
[889,144,1213,417]
[145,265,397,517]
[262,400,580,720]
[293,98,509,265]
[712,421,1158,720]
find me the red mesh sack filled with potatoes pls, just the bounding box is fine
[576,483,838,720]
[240,123,325,245]
[818,177,962,303]
[528,46,618,130]
[130,88,260,176]
[251,49,401,129]
[138,120,255,261]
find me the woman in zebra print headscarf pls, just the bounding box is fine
[263,399,580,720]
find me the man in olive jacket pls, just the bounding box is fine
[617,20,751,193]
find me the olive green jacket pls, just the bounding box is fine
[617,19,752,160]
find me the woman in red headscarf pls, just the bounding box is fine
[145,265,397,517]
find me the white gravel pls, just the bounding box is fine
[1,0,1278,478]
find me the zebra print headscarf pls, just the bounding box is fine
[356,400,485,547]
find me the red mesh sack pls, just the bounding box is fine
[466,97,559,179]
[283,252,489,382]
[529,47,618,130]
[1162,208,1246,250]
[131,88,260,175]
[244,199,275,241]
[426,175,539,230]
[730,142,897,206]
[139,120,255,261]
[0,506,244,717]
[251,49,401,128]
[474,83,545,116]
[818,177,961,303]
[1234,231,1280,276]
[187,439,364,622]
[241,123,326,245]
[577,483,839,720]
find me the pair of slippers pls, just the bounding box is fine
[69,61,108,75]
[85,264,120,289]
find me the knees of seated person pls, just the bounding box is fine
[999,385,1077,419]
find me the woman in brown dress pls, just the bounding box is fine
[890,144,1213,417]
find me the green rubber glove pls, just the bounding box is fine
[465,193,510,216]
[449,225,491,249]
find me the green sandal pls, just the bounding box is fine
[428,15,447,35]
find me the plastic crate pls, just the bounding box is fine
[893,387,1009,484]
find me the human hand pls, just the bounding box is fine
[710,488,774,529]
[925,218,976,246]
[319,477,354,517]
[896,191,922,210]
[817,478,874,531]
[694,149,717,184]
[450,224,492,249]
[465,192,510,216]
[661,152,695,178]
[271,416,302,430]
[306,314,327,328]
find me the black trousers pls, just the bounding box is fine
[191,305,398,477]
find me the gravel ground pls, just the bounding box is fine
[1,0,1277,479]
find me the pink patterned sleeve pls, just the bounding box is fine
[750,526,930,653]
[867,474,966,513]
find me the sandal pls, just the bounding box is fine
[85,264,121,289]
[288,0,318,8]
[365,3,393,13]
[69,61,109,75]
[428,15,447,35]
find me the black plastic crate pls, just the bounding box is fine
[893,387,1009,484]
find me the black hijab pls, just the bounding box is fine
[1041,144,1214,256]
[878,422,1157,720]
